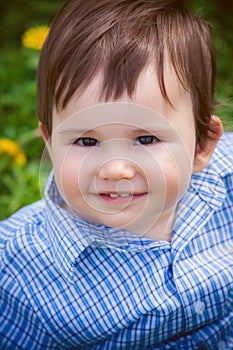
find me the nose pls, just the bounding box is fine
[98,159,136,180]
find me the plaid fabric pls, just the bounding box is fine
[1,132,233,349]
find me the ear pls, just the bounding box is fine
[38,122,52,156]
[193,116,223,173]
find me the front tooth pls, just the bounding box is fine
[108,193,131,198]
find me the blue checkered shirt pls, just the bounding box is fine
[1,132,233,349]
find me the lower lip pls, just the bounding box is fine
[98,193,147,205]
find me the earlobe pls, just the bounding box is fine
[193,116,223,173]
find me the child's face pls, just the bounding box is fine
[44,65,199,241]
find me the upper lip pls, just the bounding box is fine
[98,192,147,196]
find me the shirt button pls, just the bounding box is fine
[194,301,205,315]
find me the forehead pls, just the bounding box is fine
[52,63,192,131]
[53,103,175,136]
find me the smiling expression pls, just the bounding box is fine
[45,65,197,241]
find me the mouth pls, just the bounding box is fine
[98,192,147,204]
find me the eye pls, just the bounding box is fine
[74,137,99,147]
[134,135,159,145]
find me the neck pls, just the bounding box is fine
[129,206,177,242]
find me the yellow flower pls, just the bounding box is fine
[0,138,26,166]
[14,152,27,166]
[22,26,49,50]
[0,138,19,156]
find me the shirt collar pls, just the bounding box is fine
[171,138,228,258]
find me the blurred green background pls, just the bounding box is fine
[0,0,232,220]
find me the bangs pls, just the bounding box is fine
[37,0,216,144]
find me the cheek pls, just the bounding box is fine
[162,162,183,203]
[53,150,86,202]
[153,145,192,204]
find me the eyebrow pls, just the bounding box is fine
[58,129,98,134]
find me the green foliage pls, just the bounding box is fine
[0,0,232,220]
[0,1,64,48]
[190,0,233,129]
[0,161,42,219]
[0,45,46,220]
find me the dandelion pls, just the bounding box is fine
[21,26,50,50]
[14,152,27,167]
[0,138,20,155]
[0,138,26,166]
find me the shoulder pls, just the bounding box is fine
[216,131,233,152]
[210,132,233,177]
[0,201,54,348]
[0,200,47,269]
[0,200,45,238]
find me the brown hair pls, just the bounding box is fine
[37,0,216,147]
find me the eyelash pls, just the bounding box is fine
[74,136,159,147]
[75,138,100,147]
[134,136,159,145]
